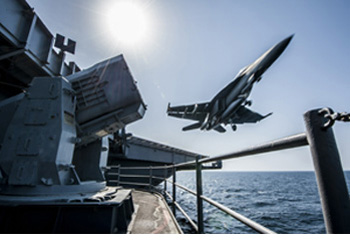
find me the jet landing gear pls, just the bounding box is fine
[231,124,237,131]
[244,100,252,106]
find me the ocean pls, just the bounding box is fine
[157,171,350,234]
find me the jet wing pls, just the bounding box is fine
[167,102,209,121]
[229,106,272,124]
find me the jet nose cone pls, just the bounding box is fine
[278,34,294,51]
[258,34,294,72]
[284,34,294,45]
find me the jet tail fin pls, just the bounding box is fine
[182,122,202,131]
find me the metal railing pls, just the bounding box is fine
[105,109,350,234]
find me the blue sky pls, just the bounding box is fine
[27,0,350,171]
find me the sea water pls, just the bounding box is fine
[158,171,350,234]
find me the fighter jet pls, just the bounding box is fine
[167,35,293,133]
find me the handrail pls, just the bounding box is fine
[165,191,199,232]
[175,133,308,168]
[200,195,276,234]
[106,133,308,171]
[105,108,350,234]
[167,180,275,234]
[106,165,173,170]
[167,180,196,196]
[108,180,150,187]
[107,173,150,178]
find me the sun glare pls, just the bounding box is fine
[106,1,149,46]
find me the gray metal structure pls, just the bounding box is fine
[0,0,211,233]
[111,135,205,164]
[106,135,220,186]
[68,55,146,145]
[0,0,80,100]
[0,53,146,232]
[167,35,293,132]
[0,54,146,194]
[0,0,148,233]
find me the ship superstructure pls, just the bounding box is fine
[0,0,209,233]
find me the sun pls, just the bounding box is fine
[106,1,149,46]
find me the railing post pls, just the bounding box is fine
[164,165,167,197]
[117,164,121,186]
[196,155,204,234]
[172,165,176,216]
[304,109,350,233]
[149,166,153,190]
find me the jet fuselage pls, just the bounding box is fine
[203,35,294,130]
